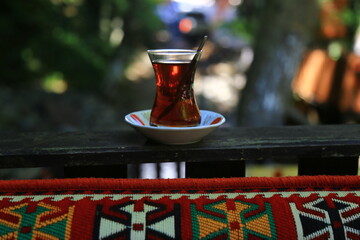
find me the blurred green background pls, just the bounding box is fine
[1,0,360,132]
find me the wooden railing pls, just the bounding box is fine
[0,124,359,178]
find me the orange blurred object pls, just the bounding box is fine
[293,49,360,115]
[339,53,360,113]
[179,18,193,34]
[292,49,336,104]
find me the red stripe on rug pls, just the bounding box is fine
[0,176,359,192]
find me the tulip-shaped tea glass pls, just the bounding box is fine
[147,49,201,127]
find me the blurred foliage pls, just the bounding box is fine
[0,0,162,92]
[338,0,360,47]
[222,0,266,44]
[316,0,360,59]
[341,1,360,29]
[226,0,360,48]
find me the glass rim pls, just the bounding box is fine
[147,49,199,54]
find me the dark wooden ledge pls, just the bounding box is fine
[0,124,359,177]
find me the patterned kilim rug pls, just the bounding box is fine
[0,176,360,239]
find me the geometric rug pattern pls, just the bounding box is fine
[0,176,359,239]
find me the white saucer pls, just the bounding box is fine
[124,109,225,145]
